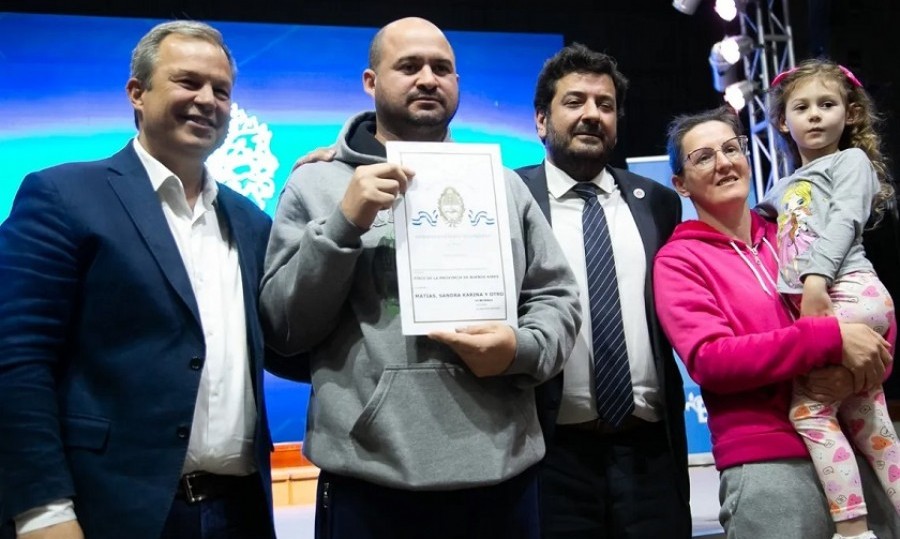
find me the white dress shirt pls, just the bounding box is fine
[17,139,256,533]
[543,160,662,425]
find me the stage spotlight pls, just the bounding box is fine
[720,35,754,65]
[673,0,703,15]
[724,80,756,111]
[709,42,740,93]
[714,0,747,21]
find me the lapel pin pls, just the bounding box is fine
[633,188,645,199]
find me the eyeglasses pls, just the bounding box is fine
[683,135,748,171]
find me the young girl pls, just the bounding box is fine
[762,58,898,539]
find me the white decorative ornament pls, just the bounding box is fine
[207,102,279,211]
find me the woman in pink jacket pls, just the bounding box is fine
[653,106,897,539]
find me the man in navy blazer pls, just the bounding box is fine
[516,44,690,538]
[0,21,275,539]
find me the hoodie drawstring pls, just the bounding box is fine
[729,236,798,320]
[758,237,781,291]
[729,238,780,298]
[761,236,801,320]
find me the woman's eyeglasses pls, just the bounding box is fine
[683,135,748,171]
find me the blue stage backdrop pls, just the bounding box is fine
[0,12,563,444]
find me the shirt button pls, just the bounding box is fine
[176,426,189,440]
[189,356,203,370]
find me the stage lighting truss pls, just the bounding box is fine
[681,0,796,197]
[709,0,796,199]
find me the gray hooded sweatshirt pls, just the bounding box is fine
[260,112,581,490]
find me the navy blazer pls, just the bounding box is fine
[0,144,275,539]
[516,162,690,508]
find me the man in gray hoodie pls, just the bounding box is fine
[260,16,581,539]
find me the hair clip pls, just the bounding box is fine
[770,67,796,88]
[770,64,863,89]
[837,65,863,88]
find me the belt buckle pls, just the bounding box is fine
[181,471,208,504]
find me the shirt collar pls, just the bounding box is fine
[132,138,219,208]
[544,158,615,200]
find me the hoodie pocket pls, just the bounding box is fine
[348,364,542,488]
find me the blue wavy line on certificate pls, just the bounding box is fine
[467,210,496,226]
[411,210,439,226]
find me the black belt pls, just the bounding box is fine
[558,415,653,435]
[175,471,257,504]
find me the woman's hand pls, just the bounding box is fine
[839,322,892,392]
[798,366,855,403]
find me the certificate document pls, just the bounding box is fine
[386,141,518,335]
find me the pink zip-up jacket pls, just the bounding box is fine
[653,211,844,470]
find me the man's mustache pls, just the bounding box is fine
[571,123,605,138]
[407,92,444,105]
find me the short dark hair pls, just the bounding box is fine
[666,106,744,175]
[533,43,629,118]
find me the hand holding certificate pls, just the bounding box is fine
[428,322,518,377]
[340,162,414,229]
[386,141,518,337]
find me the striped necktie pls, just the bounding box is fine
[571,181,634,427]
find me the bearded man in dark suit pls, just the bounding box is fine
[517,44,691,539]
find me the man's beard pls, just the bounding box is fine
[376,92,458,140]
[545,120,614,182]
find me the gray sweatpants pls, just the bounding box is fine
[719,456,900,539]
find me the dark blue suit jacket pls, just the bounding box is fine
[0,144,275,538]
[516,162,691,511]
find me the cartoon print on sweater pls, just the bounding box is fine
[777,180,815,288]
